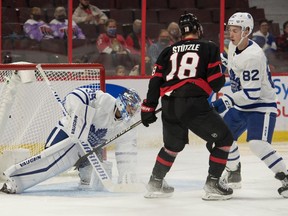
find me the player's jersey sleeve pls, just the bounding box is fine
[145,47,170,107]
[206,41,225,92]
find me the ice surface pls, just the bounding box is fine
[1,143,288,216]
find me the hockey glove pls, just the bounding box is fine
[211,94,234,114]
[141,100,157,127]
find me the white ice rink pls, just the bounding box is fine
[1,142,288,216]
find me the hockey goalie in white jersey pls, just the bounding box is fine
[212,12,288,198]
[0,85,141,194]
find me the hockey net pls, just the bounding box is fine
[0,63,105,175]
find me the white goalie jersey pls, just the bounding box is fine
[61,87,123,145]
[226,39,277,114]
[61,86,138,185]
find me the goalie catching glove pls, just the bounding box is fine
[211,94,234,114]
[141,100,157,127]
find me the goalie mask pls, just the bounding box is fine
[179,13,203,38]
[116,88,141,121]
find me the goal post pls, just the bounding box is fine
[0,63,105,178]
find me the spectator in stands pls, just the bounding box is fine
[97,19,130,54]
[276,21,288,52]
[72,0,108,25]
[23,7,54,41]
[125,19,152,55]
[252,19,277,52]
[147,29,170,66]
[167,22,181,44]
[125,19,153,75]
[115,65,127,76]
[97,19,133,71]
[50,7,86,39]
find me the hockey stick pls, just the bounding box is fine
[36,64,143,192]
[74,108,162,168]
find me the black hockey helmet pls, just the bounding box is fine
[179,13,203,37]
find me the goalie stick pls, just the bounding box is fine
[74,108,162,168]
[36,64,144,192]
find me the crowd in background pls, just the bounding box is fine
[1,0,288,74]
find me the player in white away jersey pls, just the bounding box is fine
[0,86,141,193]
[212,12,288,198]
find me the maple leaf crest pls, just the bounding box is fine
[87,124,107,147]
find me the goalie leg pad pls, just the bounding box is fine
[115,131,138,184]
[2,138,81,193]
[78,161,113,191]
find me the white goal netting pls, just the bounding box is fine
[0,63,105,175]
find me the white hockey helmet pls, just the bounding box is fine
[227,12,254,36]
[116,88,141,121]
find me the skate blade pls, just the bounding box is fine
[279,189,288,198]
[144,191,173,199]
[202,192,232,201]
[0,183,15,194]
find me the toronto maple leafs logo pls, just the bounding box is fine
[85,88,97,100]
[229,69,242,93]
[87,124,107,147]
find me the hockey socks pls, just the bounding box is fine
[145,147,177,198]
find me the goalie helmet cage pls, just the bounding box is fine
[0,63,105,175]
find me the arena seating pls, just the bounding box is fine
[2,0,283,70]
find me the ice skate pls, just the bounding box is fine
[222,162,242,189]
[0,182,16,194]
[144,175,174,198]
[275,172,288,198]
[202,174,233,201]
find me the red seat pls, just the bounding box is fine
[18,7,32,23]
[77,23,100,39]
[54,0,68,7]
[115,0,140,9]
[40,39,67,55]
[2,39,14,50]
[133,9,159,23]
[2,0,28,8]
[228,0,249,8]
[158,9,210,25]
[147,0,169,9]
[2,8,20,23]
[29,0,54,8]
[89,0,116,9]
[168,0,195,9]
[14,38,41,50]
[2,23,24,37]
[109,9,134,24]
[158,9,183,24]
[195,1,220,9]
